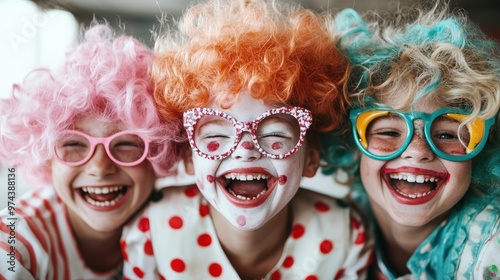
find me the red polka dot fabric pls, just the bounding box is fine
[121,186,373,279]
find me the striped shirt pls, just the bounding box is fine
[0,186,120,280]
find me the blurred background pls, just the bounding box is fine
[1,0,500,209]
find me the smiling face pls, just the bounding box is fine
[186,91,319,231]
[51,117,155,233]
[360,96,472,227]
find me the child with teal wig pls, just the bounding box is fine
[321,1,500,279]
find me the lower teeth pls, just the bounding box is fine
[84,193,124,207]
[394,188,433,198]
[227,187,268,200]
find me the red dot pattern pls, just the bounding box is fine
[319,239,333,254]
[123,188,369,279]
[355,231,366,245]
[144,239,154,255]
[334,268,345,280]
[184,186,199,197]
[197,233,212,247]
[169,216,183,229]
[133,266,144,278]
[352,216,361,230]
[314,201,330,212]
[138,217,150,232]
[171,258,186,273]
[120,240,128,262]
[199,203,210,217]
[208,263,223,277]
[282,256,294,268]
[291,224,305,239]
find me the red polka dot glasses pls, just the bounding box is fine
[183,106,312,160]
[54,130,149,166]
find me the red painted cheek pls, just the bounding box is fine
[272,142,283,150]
[241,141,254,150]
[207,175,215,183]
[207,141,220,152]
[447,149,466,155]
[279,175,287,185]
[370,144,399,153]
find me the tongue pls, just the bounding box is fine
[228,180,267,198]
[393,180,435,196]
[87,192,120,202]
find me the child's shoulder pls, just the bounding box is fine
[294,188,357,211]
[292,188,367,225]
[1,186,63,220]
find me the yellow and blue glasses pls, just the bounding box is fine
[349,107,495,162]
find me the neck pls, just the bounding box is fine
[211,205,291,280]
[372,203,447,276]
[67,208,122,272]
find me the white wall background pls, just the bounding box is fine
[0,0,78,209]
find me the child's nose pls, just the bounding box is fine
[85,145,117,176]
[400,120,435,162]
[231,133,262,161]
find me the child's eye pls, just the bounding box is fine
[62,141,87,147]
[376,130,401,137]
[259,132,291,139]
[433,132,458,140]
[113,141,144,149]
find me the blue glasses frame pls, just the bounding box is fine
[349,107,495,162]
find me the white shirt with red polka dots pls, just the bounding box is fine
[121,185,373,280]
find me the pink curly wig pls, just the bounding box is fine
[153,0,349,133]
[0,24,183,185]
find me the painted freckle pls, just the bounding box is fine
[207,141,220,152]
[272,142,283,150]
[236,215,246,226]
[241,141,254,150]
[279,175,287,185]
[372,145,398,153]
[207,175,215,183]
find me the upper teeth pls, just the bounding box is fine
[82,185,124,194]
[389,174,439,183]
[224,174,270,181]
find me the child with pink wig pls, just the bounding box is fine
[0,24,182,279]
[121,0,373,279]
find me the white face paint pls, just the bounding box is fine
[190,91,314,230]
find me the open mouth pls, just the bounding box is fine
[218,172,276,207]
[384,172,447,205]
[224,173,270,200]
[79,185,128,208]
[388,173,440,198]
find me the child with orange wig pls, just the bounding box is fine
[0,24,182,279]
[121,0,373,279]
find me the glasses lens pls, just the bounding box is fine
[194,115,237,157]
[55,132,91,164]
[256,113,301,156]
[430,114,470,156]
[109,133,147,163]
[363,112,408,157]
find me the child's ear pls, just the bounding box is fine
[302,145,320,178]
[183,146,195,175]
